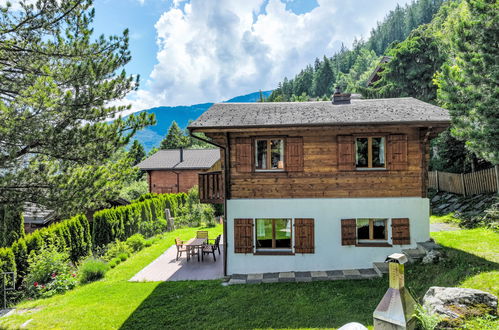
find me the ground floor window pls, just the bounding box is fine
[256,218,292,250]
[356,218,388,241]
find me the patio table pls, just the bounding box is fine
[185,238,206,262]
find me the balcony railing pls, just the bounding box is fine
[199,171,224,204]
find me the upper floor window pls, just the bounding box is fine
[356,137,385,169]
[255,139,284,171]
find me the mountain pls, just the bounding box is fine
[130,90,272,152]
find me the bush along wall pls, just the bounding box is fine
[92,192,187,248]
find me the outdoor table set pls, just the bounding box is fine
[175,231,221,262]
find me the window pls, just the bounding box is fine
[256,218,292,250]
[356,137,385,168]
[255,139,284,171]
[356,218,388,241]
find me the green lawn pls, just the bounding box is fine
[0,226,497,329]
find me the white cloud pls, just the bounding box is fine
[122,0,412,112]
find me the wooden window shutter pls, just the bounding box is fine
[234,218,253,253]
[235,137,252,173]
[286,137,304,172]
[294,218,314,253]
[391,218,410,245]
[337,135,355,171]
[388,134,408,171]
[341,219,356,245]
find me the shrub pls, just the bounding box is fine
[126,234,146,252]
[26,245,71,286]
[0,248,16,287]
[78,258,109,284]
[103,241,131,262]
[111,257,121,266]
[34,272,77,298]
[118,253,128,262]
[414,304,441,330]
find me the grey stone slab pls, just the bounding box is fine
[279,272,295,278]
[344,275,364,280]
[311,271,327,277]
[295,277,312,282]
[228,279,246,285]
[294,271,311,278]
[247,279,262,284]
[247,273,263,281]
[327,275,346,281]
[326,270,344,277]
[342,269,361,276]
[278,277,295,283]
[263,272,279,279]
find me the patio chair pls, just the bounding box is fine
[201,235,221,262]
[175,237,188,261]
[196,231,209,239]
[206,234,221,255]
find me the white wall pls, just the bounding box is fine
[226,197,429,274]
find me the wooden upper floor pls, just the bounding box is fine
[190,98,450,200]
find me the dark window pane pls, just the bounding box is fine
[357,219,370,239]
[372,219,386,239]
[356,138,368,167]
[256,219,272,248]
[270,139,284,169]
[372,137,385,168]
[256,140,267,169]
[275,219,291,248]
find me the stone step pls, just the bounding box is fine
[373,262,389,275]
[402,248,426,263]
[417,241,442,254]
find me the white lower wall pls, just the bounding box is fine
[226,197,429,275]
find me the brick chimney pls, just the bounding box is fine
[180,147,184,163]
[332,86,351,105]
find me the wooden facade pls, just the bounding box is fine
[199,124,437,200]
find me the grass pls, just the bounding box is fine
[430,213,460,224]
[0,226,497,329]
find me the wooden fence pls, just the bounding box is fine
[428,166,499,196]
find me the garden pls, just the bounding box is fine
[0,188,217,305]
[0,221,497,329]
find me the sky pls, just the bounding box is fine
[4,0,413,112]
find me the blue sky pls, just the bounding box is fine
[6,0,413,111]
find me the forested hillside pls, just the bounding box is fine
[268,0,497,172]
[267,0,447,101]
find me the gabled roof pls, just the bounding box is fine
[188,97,450,130]
[137,149,220,171]
[23,203,55,225]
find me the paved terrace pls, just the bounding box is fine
[130,242,224,282]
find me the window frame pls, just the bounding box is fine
[355,135,387,170]
[254,218,293,251]
[356,218,388,242]
[254,137,285,172]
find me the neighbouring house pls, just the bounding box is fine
[188,93,450,275]
[137,148,220,194]
[23,203,56,233]
[366,56,392,87]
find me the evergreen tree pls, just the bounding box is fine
[0,205,25,248]
[435,0,498,163]
[313,56,335,97]
[0,0,154,215]
[129,140,146,166]
[160,121,189,149]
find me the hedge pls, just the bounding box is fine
[92,193,186,247]
[1,214,92,284]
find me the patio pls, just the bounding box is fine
[129,237,224,282]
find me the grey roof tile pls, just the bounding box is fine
[137,149,220,170]
[188,97,450,129]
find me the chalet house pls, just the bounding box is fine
[188,95,450,275]
[137,148,220,194]
[366,56,392,87]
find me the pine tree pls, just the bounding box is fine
[129,140,146,165]
[313,56,335,97]
[435,0,499,163]
[160,121,189,150]
[0,0,154,215]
